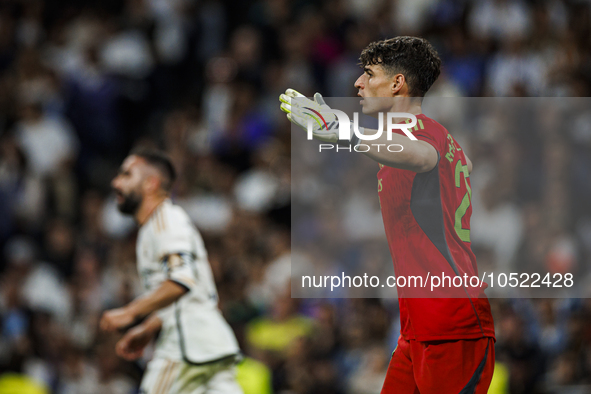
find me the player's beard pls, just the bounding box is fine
[116,190,142,215]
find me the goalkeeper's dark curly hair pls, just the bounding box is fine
[360,36,441,97]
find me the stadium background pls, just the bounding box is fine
[1,0,591,393]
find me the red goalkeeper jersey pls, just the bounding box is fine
[377,114,495,342]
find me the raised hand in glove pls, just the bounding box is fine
[279,88,363,145]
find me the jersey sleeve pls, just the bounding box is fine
[413,131,443,159]
[156,218,199,291]
[392,117,446,159]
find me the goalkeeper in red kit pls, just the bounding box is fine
[280,36,495,393]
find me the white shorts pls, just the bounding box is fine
[140,357,243,394]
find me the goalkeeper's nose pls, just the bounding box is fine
[354,74,365,91]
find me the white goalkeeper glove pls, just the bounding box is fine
[279,89,363,146]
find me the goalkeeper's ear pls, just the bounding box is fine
[314,92,326,106]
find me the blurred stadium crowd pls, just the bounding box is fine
[1,0,591,393]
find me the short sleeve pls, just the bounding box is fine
[391,116,445,159]
[415,131,441,154]
[156,221,198,291]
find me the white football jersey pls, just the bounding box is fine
[136,199,240,363]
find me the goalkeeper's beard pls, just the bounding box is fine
[116,190,143,215]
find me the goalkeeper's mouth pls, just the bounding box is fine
[357,92,364,106]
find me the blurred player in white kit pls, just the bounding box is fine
[100,148,242,394]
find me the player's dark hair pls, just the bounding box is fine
[359,36,441,97]
[131,147,177,192]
